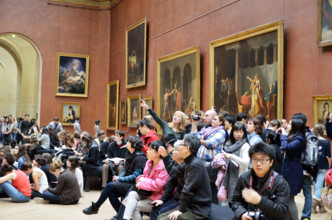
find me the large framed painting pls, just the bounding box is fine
[157,46,200,122]
[318,0,332,47]
[120,100,127,125]
[61,102,80,126]
[313,95,332,124]
[127,95,141,127]
[126,18,147,88]
[142,97,153,117]
[107,81,119,130]
[210,21,284,120]
[56,53,89,97]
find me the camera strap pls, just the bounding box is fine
[249,169,275,191]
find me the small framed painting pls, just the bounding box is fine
[62,102,80,126]
[127,95,141,127]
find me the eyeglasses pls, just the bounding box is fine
[251,158,270,164]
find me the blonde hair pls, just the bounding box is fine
[169,111,187,132]
[50,160,63,172]
[144,115,156,130]
[57,130,69,142]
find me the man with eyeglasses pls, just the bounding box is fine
[230,142,290,220]
[158,134,211,220]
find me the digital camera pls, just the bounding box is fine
[247,210,266,220]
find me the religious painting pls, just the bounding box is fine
[157,46,200,122]
[318,0,332,47]
[210,21,284,120]
[107,81,119,130]
[142,97,153,117]
[56,53,89,97]
[126,19,147,88]
[313,95,332,124]
[61,102,80,126]
[120,100,127,125]
[128,95,141,127]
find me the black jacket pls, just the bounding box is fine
[179,154,211,217]
[230,169,290,220]
[107,139,128,159]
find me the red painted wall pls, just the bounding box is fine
[0,0,110,135]
[110,0,332,134]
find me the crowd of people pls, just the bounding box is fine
[0,101,332,220]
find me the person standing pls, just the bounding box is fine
[277,117,306,220]
[74,117,81,134]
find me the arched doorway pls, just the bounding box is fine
[0,33,42,123]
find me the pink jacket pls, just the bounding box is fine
[136,159,170,201]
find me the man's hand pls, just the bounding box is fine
[242,188,261,205]
[112,176,119,182]
[241,212,253,220]
[168,210,182,220]
[151,200,163,207]
[158,146,167,158]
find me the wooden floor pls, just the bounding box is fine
[0,190,331,220]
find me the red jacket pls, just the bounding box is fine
[141,129,159,154]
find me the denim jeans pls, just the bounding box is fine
[150,198,180,220]
[301,175,312,218]
[314,169,328,199]
[0,181,30,203]
[42,190,61,204]
[95,181,123,212]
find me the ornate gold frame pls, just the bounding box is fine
[61,102,80,126]
[120,100,127,125]
[56,53,89,97]
[107,80,119,130]
[142,97,153,118]
[126,18,147,88]
[157,46,200,123]
[318,0,332,47]
[127,95,141,127]
[312,95,332,124]
[210,20,284,119]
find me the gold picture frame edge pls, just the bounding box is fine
[125,18,147,89]
[317,0,332,47]
[61,102,81,126]
[157,45,201,129]
[127,94,142,127]
[106,80,119,130]
[120,99,127,125]
[312,95,332,125]
[55,52,90,97]
[209,20,284,119]
[142,97,153,118]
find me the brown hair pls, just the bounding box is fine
[314,123,325,137]
[50,160,63,172]
[20,161,33,171]
[67,156,80,172]
[249,117,263,136]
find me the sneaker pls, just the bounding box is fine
[83,202,99,215]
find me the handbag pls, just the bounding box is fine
[133,186,152,199]
[322,186,332,210]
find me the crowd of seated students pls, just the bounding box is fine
[1,108,332,220]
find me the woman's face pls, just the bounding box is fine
[139,125,149,136]
[126,141,133,152]
[14,146,19,154]
[66,160,71,168]
[211,116,222,128]
[147,147,159,161]
[287,120,292,132]
[32,159,39,167]
[224,120,231,130]
[233,129,244,141]
[247,121,255,134]
[172,113,182,124]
